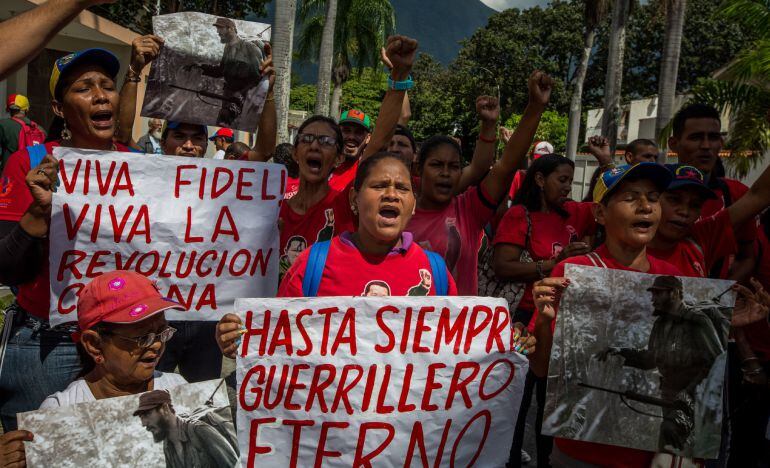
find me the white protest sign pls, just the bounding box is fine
[235,296,527,468]
[49,147,284,325]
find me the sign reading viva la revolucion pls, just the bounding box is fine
[235,296,527,468]
[49,147,284,325]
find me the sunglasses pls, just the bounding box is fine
[102,326,177,349]
[297,133,337,148]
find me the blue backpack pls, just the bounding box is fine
[27,144,47,168]
[301,240,449,297]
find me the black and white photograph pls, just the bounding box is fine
[542,265,735,459]
[17,379,237,467]
[142,12,271,132]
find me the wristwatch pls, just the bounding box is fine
[388,75,414,91]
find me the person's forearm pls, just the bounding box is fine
[493,256,555,283]
[498,102,545,174]
[398,91,411,126]
[251,92,276,162]
[0,221,45,286]
[0,0,99,80]
[362,88,406,160]
[458,121,496,193]
[529,316,553,377]
[729,162,770,227]
[116,80,138,146]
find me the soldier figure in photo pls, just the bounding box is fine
[596,275,729,452]
[184,17,263,126]
[134,390,238,468]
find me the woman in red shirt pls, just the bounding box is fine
[529,162,679,468]
[407,71,553,295]
[0,48,141,430]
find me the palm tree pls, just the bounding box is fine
[601,0,632,155]
[314,0,338,116]
[298,0,395,120]
[566,0,609,160]
[654,0,687,162]
[273,0,298,143]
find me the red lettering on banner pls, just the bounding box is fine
[446,362,481,409]
[486,306,510,353]
[375,365,394,414]
[242,309,270,356]
[90,205,102,242]
[306,364,336,413]
[197,283,217,310]
[126,205,151,243]
[166,284,192,309]
[83,160,91,194]
[397,364,417,412]
[212,206,240,242]
[196,251,217,276]
[449,410,491,468]
[59,158,81,194]
[352,422,395,467]
[404,420,453,468]
[479,359,515,400]
[115,251,139,270]
[464,305,492,353]
[284,363,310,410]
[85,250,109,278]
[212,167,234,198]
[63,203,89,240]
[331,364,364,415]
[57,250,87,280]
[318,307,339,356]
[284,419,314,467]
[269,310,293,355]
[109,162,134,196]
[295,309,313,356]
[249,249,272,277]
[174,165,197,198]
[331,307,357,356]
[260,168,276,200]
[263,365,287,409]
[237,168,255,200]
[58,282,84,314]
[108,205,132,242]
[399,307,413,354]
[361,365,377,412]
[413,306,435,353]
[374,305,397,353]
[247,417,276,468]
[184,207,204,242]
[239,365,263,411]
[435,306,468,354]
[95,160,134,196]
[314,421,349,468]
[422,362,446,411]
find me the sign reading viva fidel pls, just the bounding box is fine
[49,147,284,325]
[235,296,527,468]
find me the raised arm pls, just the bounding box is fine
[480,71,552,203]
[455,96,499,194]
[380,46,412,127]
[116,35,163,147]
[362,35,418,160]
[0,0,115,80]
[249,44,276,162]
[727,162,770,228]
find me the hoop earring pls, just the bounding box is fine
[61,122,72,141]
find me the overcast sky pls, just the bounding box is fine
[480,0,548,10]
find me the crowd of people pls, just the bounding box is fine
[0,0,768,467]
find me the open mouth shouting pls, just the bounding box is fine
[377,204,401,227]
[304,152,325,176]
[631,219,655,234]
[90,109,114,130]
[434,180,454,196]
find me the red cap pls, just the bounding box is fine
[209,128,234,141]
[75,271,184,340]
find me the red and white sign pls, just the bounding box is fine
[49,147,285,325]
[235,296,527,467]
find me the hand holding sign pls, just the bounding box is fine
[0,430,33,467]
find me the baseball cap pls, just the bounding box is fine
[593,162,673,203]
[6,94,30,112]
[133,390,172,415]
[50,48,121,99]
[533,141,554,160]
[339,109,372,132]
[161,121,208,138]
[664,164,718,200]
[209,128,234,141]
[213,17,236,29]
[647,275,683,291]
[74,271,184,341]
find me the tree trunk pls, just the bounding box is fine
[273,0,297,144]
[601,0,631,155]
[314,0,338,116]
[566,28,597,160]
[655,0,687,163]
[330,81,343,121]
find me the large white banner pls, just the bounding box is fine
[49,147,284,325]
[235,296,527,468]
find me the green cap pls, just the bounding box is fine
[339,109,372,132]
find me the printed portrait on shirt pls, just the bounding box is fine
[362,280,391,297]
[279,235,307,275]
[407,269,432,296]
[316,208,335,243]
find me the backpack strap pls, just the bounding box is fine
[523,207,533,251]
[27,144,47,169]
[302,240,331,297]
[425,250,448,296]
[587,252,608,268]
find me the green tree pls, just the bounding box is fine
[506,111,569,153]
[297,0,394,119]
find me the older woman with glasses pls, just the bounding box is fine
[0,270,186,467]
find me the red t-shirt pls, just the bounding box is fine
[508,169,525,200]
[744,227,770,362]
[648,208,737,278]
[0,141,132,319]
[407,185,496,295]
[284,177,299,199]
[278,186,355,278]
[278,234,458,297]
[532,244,681,467]
[493,201,595,312]
[703,177,756,277]
[328,158,358,192]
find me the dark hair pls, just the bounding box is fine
[354,152,411,191]
[294,115,343,154]
[273,143,298,178]
[672,103,721,138]
[417,135,461,169]
[225,141,251,159]
[513,154,574,217]
[626,138,657,155]
[47,116,65,143]
[394,124,416,152]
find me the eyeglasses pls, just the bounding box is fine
[102,326,177,348]
[297,133,338,147]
